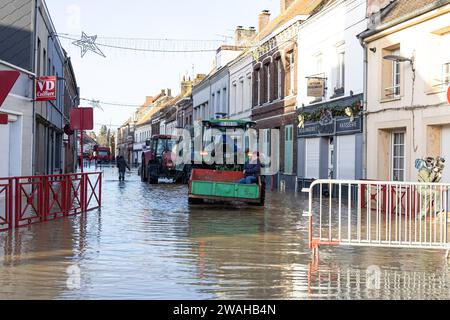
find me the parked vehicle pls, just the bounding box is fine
[188,119,265,206]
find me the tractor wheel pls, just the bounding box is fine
[149,176,158,184]
[147,167,158,184]
[141,163,147,182]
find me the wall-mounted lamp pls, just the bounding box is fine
[369,47,377,53]
[383,55,415,72]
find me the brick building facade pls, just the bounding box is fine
[251,1,321,190]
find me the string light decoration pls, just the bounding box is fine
[57,33,225,55]
[80,98,143,108]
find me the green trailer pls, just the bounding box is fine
[187,119,265,206]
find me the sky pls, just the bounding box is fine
[45,0,280,133]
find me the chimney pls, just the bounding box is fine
[161,89,166,96]
[280,0,295,13]
[181,77,192,96]
[167,88,172,97]
[145,96,154,105]
[194,74,206,85]
[235,26,257,46]
[258,10,271,33]
[367,0,393,17]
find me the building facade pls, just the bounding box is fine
[360,0,450,183]
[229,53,254,120]
[0,60,34,178]
[0,0,78,176]
[193,42,244,122]
[296,0,367,185]
[251,1,321,191]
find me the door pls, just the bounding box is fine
[284,125,293,174]
[442,126,450,183]
[328,137,334,178]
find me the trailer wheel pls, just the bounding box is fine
[188,197,203,205]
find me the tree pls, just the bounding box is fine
[97,125,108,146]
[110,133,116,158]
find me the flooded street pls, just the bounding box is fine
[0,167,449,300]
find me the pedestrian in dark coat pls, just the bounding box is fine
[117,156,131,181]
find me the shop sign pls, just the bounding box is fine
[298,116,362,138]
[307,78,325,97]
[36,76,57,101]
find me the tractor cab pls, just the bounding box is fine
[141,135,181,184]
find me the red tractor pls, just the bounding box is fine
[140,135,188,184]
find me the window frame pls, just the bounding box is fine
[266,63,271,103]
[391,131,406,182]
[277,58,282,99]
[288,52,295,96]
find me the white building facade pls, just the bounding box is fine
[360,0,450,183]
[296,0,367,183]
[229,53,253,120]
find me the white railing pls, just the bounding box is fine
[302,180,450,257]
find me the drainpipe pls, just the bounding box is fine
[31,0,39,175]
[359,37,368,180]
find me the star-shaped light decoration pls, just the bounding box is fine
[72,32,106,58]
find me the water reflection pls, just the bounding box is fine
[0,167,449,299]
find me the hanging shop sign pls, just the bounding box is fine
[0,113,8,125]
[36,76,57,101]
[0,70,20,108]
[307,78,325,98]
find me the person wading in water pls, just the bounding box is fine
[117,156,131,181]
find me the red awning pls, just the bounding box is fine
[0,71,20,108]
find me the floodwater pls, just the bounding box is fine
[0,167,449,300]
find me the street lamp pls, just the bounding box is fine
[383,53,418,152]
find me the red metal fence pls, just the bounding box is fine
[0,178,13,232]
[0,172,102,232]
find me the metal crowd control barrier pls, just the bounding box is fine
[0,172,102,231]
[0,178,13,232]
[302,180,450,258]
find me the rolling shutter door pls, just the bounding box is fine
[337,135,356,180]
[305,138,320,179]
